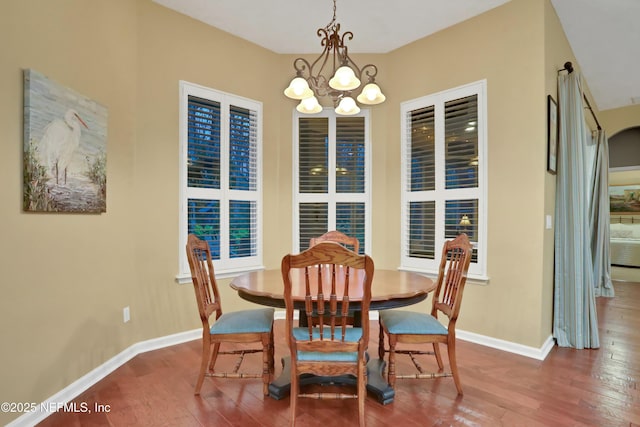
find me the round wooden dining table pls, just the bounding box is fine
[230,268,435,405]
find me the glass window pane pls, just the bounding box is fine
[299,203,328,252]
[229,200,256,258]
[409,201,435,259]
[445,199,478,262]
[299,118,328,193]
[409,106,435,192]
[445,95,478,189]
[188,96,221,189]
[336,117,365,194]
[229,105,257,191]
[336,202,365,254]
[188,198,220,259]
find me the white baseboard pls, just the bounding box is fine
[457,330,555,361]
[277,309,554,360]
[7,318,554,427]
[6,329,200,427]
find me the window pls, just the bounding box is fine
[400,80,487,279]
[293,110,371,254]
[177,81,262,281]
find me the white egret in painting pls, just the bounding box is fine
[38,109,89,185]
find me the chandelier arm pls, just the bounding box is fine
[338,31,353,64]
[318,27,330,47]
[293,58,312,78]
[306,29,334,97]
[311,29,332,73]
[293,57,326,97]
[340,31,354,47]
[360,64,379,83]
[326,24,341,75]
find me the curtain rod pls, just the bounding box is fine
[557,61,602,130]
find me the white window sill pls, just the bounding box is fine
[175,265,266,285]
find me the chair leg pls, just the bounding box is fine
[433,342,444,371]
[387,334,397,388]
[378,323,385,360]
[261,332,271,396]
[289,366,298,427]
[447,339,463,395]
[195,335,211,395]
[269,327,275,372]
[357,358,366,427]
[208,342,221,372]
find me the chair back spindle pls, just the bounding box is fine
[308,231,361,327]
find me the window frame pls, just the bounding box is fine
[177,81,263,283]
[292,109,372,254]
[400,80,488,280]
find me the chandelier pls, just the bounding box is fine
[283,0,386,115]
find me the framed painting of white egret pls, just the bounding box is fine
[23,69,107,213]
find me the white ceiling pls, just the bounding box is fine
[550,0,640,111]
[153,0,640,112]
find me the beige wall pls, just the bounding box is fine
[379,0,552,346]
[131,0,287,341]
[1,1,140,424]
[1,0,623,423]
[0,0,286,423]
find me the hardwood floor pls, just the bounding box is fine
[37,281,639,426]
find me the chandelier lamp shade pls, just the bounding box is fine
[284,0,386,115]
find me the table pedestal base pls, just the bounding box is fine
[268,356,395,405]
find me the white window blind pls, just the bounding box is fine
[294,110,370,254]
[178,81,262,280]
[401,81,487,279]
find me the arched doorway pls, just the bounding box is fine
[609,126,640,281]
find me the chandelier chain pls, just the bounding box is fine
[324,0,338,32]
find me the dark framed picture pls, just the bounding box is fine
[547,95,558,174]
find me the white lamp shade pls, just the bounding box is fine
[334,96,360,115]
[284,77,314,100]
[329,66,361,91]
[296,96,323,114]
[356,82,386,105]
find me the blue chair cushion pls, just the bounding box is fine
[210,308,274,335]
[379,310,447,335]
[293,327,362,362]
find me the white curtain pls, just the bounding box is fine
[553,71,599,349]
[590,130,614,298]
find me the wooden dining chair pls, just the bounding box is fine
[378,233,473,395]
[186,234,275,396]
[309,230,360,254]
[281,242,374,427]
